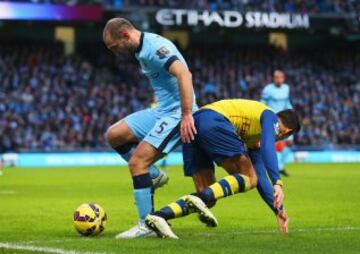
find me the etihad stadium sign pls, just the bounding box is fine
[156,9,310,29]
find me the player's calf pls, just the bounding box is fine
[221,155,258,189]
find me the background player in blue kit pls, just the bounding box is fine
[261,70,293,176]
[102,18,198,238]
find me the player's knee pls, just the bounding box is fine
[105,125,117,146]
[105,122,128,147]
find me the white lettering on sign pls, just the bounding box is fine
[155,9,309,29]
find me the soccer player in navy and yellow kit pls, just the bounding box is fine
[145,99,301,239]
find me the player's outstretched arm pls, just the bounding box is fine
[249,149,289,234]
[259,110,284,209]
[168,61,197,143]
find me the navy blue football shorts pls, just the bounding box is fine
[183,109,246,176]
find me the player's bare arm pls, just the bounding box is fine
[168,60,197,143]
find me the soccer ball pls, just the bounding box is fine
[73,203,107,236]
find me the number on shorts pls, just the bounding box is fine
[155,121,168,134]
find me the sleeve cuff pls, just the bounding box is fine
[164,55,179,71]
[275,179,284,187]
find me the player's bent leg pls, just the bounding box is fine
[128,141,163,177]
[116,141,164,239]
[221,155,258,189]
[189,170,219,226]
[106,119,166,188]
[189,155,258,223]
[192,169,216,193]
[106,120,138,148]
[148,169,219,229]
[150,169,216,222]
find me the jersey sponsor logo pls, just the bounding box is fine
[156,46,170,59]
[239,117,250,137]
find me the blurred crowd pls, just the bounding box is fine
[0,43,359,152]
[123,0,359,15]
[2,0,359,15]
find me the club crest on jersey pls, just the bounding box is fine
[274,122,280,135]
[156,46,170,59]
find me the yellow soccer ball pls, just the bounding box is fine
[73,203,107,236]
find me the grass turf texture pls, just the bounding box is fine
[0,163,360,254]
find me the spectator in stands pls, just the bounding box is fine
[0,43,359,151]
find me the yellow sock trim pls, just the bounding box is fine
[209,183,224,199]
[242,175,251,191]
[167,196,186,218]
[168,203,183,218]
[223,175,239,195]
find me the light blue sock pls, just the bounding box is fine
[277,151,284,170]
[119,144,160,178]
[282,146,291,165]
[134,188,153,223]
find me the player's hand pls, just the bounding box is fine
[276,209,289,234]
[273,184,284,209]
[180,113,197,143]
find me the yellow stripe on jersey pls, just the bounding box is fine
[202,99,272,149]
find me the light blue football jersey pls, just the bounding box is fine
[135,32,197,114]
[261,83,292,113]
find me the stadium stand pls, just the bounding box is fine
[1,42,359,151]
[0,0,358,15]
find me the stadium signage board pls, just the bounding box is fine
[156,9,309,29]
[0,2,102,21]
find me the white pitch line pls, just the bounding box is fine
[194,226,360,236]
[0,190,17,195]
[0,242,111,254]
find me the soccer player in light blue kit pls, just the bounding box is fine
[102,18,198,238]
[261,70,293,176]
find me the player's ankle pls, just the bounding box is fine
[152,211,169,220]
[190,193,215,208]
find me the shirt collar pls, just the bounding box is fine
[136,32,144,54]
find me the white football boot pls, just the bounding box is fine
[145,214,179,239]
[152,169,169,190]
[185,195,218,227]
[115,222,157,239]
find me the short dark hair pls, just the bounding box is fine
[277,109,301,134]
[103,18,134,40]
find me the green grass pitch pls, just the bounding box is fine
[1,163,360,254]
